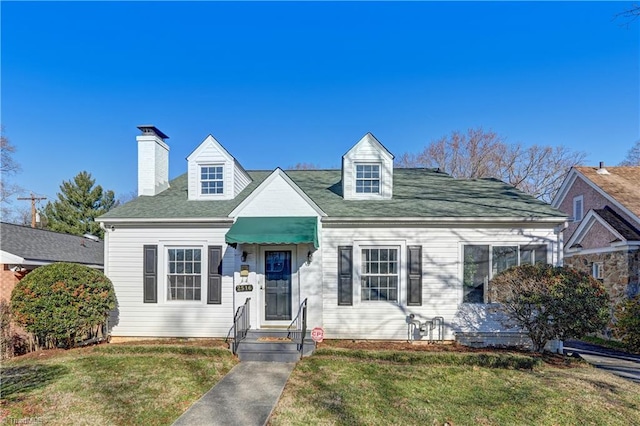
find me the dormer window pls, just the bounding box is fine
[355,164,381,194]
[342,133,393,200]
[187,135,251,201]
[201,165,224,195]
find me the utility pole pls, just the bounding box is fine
[17,193,47,228]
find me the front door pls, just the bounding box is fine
[264,250,292,321]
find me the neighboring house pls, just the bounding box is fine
[552,164,640,306]
[0,222,104,302]
[96,126,566,344]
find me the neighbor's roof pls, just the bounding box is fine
[593,207,640,241]
[0,222,104,266]
[576,166,640,219]
[99,168,565,221]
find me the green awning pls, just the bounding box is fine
[225,217,318,248]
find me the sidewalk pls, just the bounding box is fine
[564,340,640,383]
[172,362,296,426]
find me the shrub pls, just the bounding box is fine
[490,264,610,352]
[1,300,35,358]
[613,295,640,353]
[1,300,12,359]
[10,262,116,349]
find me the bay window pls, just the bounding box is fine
[463,244,548,303]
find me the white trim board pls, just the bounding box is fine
[228,168,326,218]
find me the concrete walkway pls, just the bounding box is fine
[564,340,640,383]
[172,362,296,426]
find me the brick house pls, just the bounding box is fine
[0,222,104,302]
[552,164,640,307]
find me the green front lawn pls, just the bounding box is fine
[4,341,639,425]
[1,340,237,425]
[270,347,640,426]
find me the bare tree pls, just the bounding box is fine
[116,190,138,206]
[289,162,320,170]
[397,127,586,202]
[619,139,640,166]
[14,207,33,227]
[0,128,24,219]
[615,3,640,27]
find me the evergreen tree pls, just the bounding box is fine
[43,171,116,239]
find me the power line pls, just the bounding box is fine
[17,193,47,228]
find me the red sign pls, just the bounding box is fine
[311,327,324,343]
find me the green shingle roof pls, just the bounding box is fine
[99,169,565,220]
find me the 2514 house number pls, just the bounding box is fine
[235,285,253,292]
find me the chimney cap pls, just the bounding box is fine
[137,125,169,140]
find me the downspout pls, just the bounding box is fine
[99,222,112,339]
[99,222,109,274]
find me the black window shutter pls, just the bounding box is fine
[338,246,353,306]
[407,246,422,306]
[143,245,158,303]
[207,246,223,304]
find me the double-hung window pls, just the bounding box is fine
[361,247,399,301]
[463,244,548,303]
[355,164,380,194]
[167,248,202,301]
[201,166,224,195]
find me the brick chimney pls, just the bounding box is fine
[137,125,170,196]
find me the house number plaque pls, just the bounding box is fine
[235,284,253,292]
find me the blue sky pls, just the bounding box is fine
[2,1,638,214]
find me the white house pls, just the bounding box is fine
[97,126,567,346]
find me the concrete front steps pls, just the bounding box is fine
[236,329,316,362]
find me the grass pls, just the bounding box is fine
[3,340,639,425]
[0,340,237,425]
[581,336,633,353]
[270,348,640,426]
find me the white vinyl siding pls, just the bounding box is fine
[104,222,559,340]
[103,225,234,337]
[234,165,252,196]
[321,225,559,340]
[231,173,319,217]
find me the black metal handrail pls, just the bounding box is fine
[230,298,251,355]
[287,298,308,359]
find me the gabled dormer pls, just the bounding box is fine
[187,135,252,201]
[342,133,394,200]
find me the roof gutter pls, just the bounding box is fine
[321,216,567,226]
[19,259,104,269]
[97,217,235,224]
